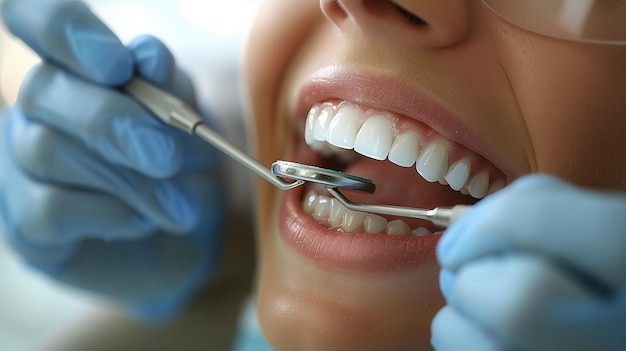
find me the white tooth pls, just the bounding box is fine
[467,170,489,198]
[302,192,317,214]
[439,178,448,185]
[305,106,318,145]
[343,209,367,232]
[411,227,433,236]
[328,198,345,228]
[354,115,393,160]
[461,188,470,195]
[313,106,334,141]
[416,141,449,182]
[326,105,361,149]
[386,219,411,236]
[388,132,420,167]
[488,178,506,195]
[312,196,331,222]
[364,214,387,234]
[444,157,471,191]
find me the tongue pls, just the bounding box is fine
[342,157,475,216]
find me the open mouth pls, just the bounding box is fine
[278,69,511,271]
[297,100,506,235]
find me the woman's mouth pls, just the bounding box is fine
[279,68,512,272]
[295,100,505,233]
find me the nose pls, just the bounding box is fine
[321,0,469,48]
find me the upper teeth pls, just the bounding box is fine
[305,102,505,199]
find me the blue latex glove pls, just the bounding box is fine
[432,175,626,351]
[0,0,225,320]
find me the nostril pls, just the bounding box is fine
[361,0,428,27]
[322,0,348,20]
[324,0,468,48]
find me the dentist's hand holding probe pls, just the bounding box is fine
[432,175,626,351]
[0,0,225,320]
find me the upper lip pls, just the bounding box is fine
[293,65,517,180]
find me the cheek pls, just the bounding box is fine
[244,0,321,157]
[494,28,626,189]
[244,0,323,243]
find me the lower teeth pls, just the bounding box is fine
[302,191,434,236]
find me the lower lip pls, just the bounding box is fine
[279,186,441,273]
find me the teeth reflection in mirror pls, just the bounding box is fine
[354,115,394,160]
[388,131,420,167]
[416,140,449,182]
[467,170,489,198]
[444,157,471,191]
[326,105,361,149]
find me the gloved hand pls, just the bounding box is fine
[431,175,626,351]
[0,0,225,320]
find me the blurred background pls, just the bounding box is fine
[0,1,259,350]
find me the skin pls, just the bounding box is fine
[243,0,626,349]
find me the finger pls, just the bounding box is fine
[437,175,626,289]
[1,184,155,247]
[6,111,204,233]
[439,268,456,302]
[448,254,626,351]
[0,126,155,272]
[431,306,500,351]
[0,162,221,320]
[128,35,197,106]
[16,63,184,178]
[1,0,132,85]
[127,35,222,172]
[54,228,222,320]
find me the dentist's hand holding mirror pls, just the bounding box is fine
[0,0,225,319]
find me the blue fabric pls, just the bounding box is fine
[433,175,626,351]
[0,0,225,321]
[232,297,275,351]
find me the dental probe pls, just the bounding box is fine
[123,77,373,192]
[270,163,472,227]
[325,188,471,228]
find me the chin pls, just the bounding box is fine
[256,218,444,350]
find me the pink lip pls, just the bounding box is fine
[280,185,441,272]
[279,65,511,272]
